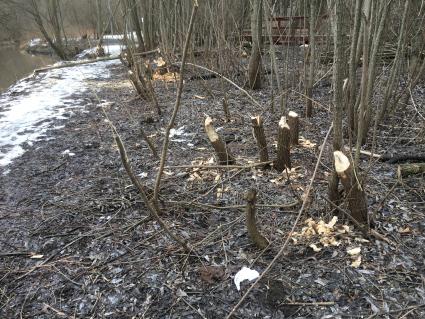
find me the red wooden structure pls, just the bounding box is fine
[243,15,329,46]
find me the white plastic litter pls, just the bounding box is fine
[234,266,260,291]
[62,150,75,156]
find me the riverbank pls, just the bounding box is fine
[0,51,424,318]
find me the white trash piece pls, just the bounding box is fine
[234,266,260,291]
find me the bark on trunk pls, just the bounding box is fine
[334,151,368,225]
[275,116,291,171]
[247,0,263,89]
[245,189,269,249]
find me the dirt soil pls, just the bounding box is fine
[1,55,424,318]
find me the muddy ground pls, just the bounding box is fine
[1,54,424,318]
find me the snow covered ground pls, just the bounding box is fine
[0,59,120,168]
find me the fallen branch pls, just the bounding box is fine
[165,161,272,170]
[397,162,425,178]
[33,55,120,74]
[166,200,299,210]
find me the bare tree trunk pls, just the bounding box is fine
[96,0,103,42]
[127,0,145,51]
[247,0,263,89]
[377,0,410,122]
[347,0,362,135]
[305,0,316,117]
[30,0,67,60]
[330,0,344,151]
[360,0,391,144]
[354,0,371,165]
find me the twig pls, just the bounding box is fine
[279,301,335,306]
[166,200,299,210]
[165,161,273,170]
[176,62,263,109]
[114,130,190,252]
[225,123,334,319]
[153,1,198,206]
[33,55,119,74]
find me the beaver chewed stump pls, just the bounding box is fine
[245,189,269,249]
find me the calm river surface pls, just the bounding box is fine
[0,46,56,93]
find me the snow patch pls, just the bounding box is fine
[0,59,119,166]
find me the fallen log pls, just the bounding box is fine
[397,163,425,178]
[33,55,120,74]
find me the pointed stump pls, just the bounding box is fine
[204,116,235,165]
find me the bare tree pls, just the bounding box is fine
[247,0,263,89]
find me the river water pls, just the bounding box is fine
[0,46,56,93]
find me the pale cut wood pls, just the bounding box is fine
[287,111,299,145]
[204,116,235,165]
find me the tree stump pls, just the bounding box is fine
[275,116,291,171]
[251,116,269,166]
[204,116,235,165]
[287,111,299,145]
[245,189,269,249]
[334,151,368,225]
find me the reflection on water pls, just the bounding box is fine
[0,46,56,93]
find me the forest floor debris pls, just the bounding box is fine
[0,55,424,318]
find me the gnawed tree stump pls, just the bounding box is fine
[204,116,235,165]
[397,163,425,178]
[334,151,368,225]
[245,189,269,249]
[251,116,269,166]
[275,116,291,171]
[287,111,299,145]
